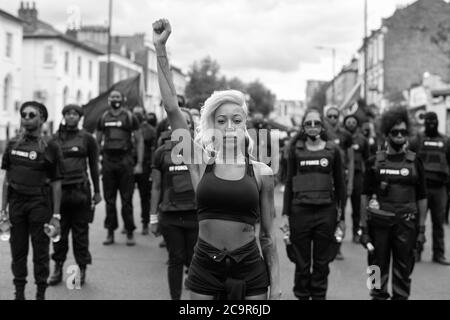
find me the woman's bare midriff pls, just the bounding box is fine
[199,219,256,251]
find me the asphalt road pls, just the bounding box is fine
[0,173,449,300]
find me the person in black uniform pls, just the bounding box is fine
[409,112,450,265]
[132,105,156,235]
[344,114,370,243]
[96,90,144,246]
[281,108,346,300]
[362,120,379,157]
[47,105,102,287]
[1,101,63,300]
[150,108,198,300]
[360,106,427,300]
[324,106,354,260]
[147,112,158,129]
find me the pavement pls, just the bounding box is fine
[0,170,449,300]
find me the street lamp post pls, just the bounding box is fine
[364,0,368,102]
[107,0,113,89]
[316,46,336,105]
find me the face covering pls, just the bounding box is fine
[134,113,145,124]
[425,120,438,137]
[388,137,405,152]
[307,132,320,141]
[110,101,122,109]
[148,117,157,127]
[363,129,370,138]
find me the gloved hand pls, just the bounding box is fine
[416,226,426,252]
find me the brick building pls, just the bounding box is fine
[358,0,450,110]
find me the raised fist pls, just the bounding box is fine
[152,18,172,47]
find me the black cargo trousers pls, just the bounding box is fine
[51,182,92,266]
[9,188,52,290]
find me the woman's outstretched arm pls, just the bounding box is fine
[152,19,189,133]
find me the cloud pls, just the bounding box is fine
[1,0,414,99]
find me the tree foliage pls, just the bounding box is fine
[185,57,276,115]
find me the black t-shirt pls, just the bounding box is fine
[1,136,63,182]
[362,153,427,200]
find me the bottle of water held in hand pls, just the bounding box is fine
[0,211,11,242]
[44,224,61,243]
[283,233,291,245]
[334,226,344,243]
[368,195,380,210]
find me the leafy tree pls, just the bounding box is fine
[185,56,226,109]
[246,80,276,116]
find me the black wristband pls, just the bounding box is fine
[419,226,425,233]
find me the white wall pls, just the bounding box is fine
[22,38,99,128]
[0,15,23,141]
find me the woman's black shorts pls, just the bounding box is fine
[185,238,270,299]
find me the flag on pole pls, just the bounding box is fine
[82,75,144,133]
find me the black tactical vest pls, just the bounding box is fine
[159,141,196,213]
[292,141,335,206]
[418,134,449,179]
[56,130,89,185]
[101,110,133,152]
[374,151,418,215]
[8,138,48,195]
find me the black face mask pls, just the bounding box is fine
[388,137,405,152]
[307,133,320,141]
[110,101,122,109]
[134,113,145,124]
[148,117,157,127]
[363,129,370,138]
[425,120,438,137]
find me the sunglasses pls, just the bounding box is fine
[304,120,322,128]
[21,111,38,120]
[327,115,339,120]
[389,129,408,137]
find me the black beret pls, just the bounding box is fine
[62,104,84,117]
[20,101,48,122]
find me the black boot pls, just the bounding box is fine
[126,232,136,246]
[48,261,64,286]
[36,286,46,300]
[103,230,114,246]
[79,265,87,286]
[14,287,25,300]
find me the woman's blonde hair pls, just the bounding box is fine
[194,90,254,158]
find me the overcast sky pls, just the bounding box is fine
[2,0,414,100]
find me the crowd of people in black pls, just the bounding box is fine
[0,18,449,301]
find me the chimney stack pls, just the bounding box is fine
[18,2,38,32]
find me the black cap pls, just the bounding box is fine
[20,101,48,122]
[62,104,84,117]
[424,112,438,121]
